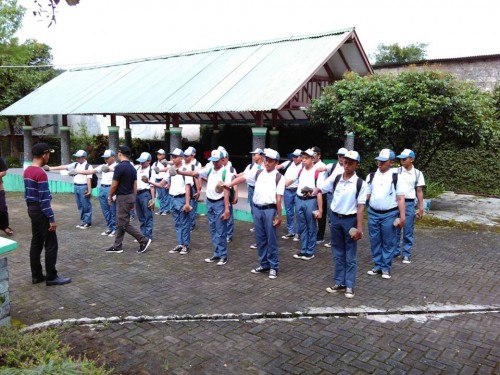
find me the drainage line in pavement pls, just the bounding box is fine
[21,305,500,332]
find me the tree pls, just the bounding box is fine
[31,0,80,27]
[373,43,428,65]
[0,1,58,155]
[308,70,499,170]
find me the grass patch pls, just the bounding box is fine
[0,326,112,375]
[417,215,500,234]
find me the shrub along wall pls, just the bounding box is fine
[424,140,500,197]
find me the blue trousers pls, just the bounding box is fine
[171,196,191,247]
[226,204,234,240]
[207,199,228,259]
[368,208,399,273]
[396,201,416,259]
[157,185,173,213]
[74,184,92,225]
[247,185,255,216]
[98,186,116,232]
[283,188,297,235]
[253,206,279,270]
[330,214,358,288]
[189,197,198,230]
[135,191,154,239]
[295,198,318,256]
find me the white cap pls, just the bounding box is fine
[337,147,348,155]
[184,146,196,156]
[170,148,184,157]
[136,152,152,162]
[264,148,280,161]
[301,148,316,157]
[101,150,115,158]
[156,149,166,155]
[375,149,395,161]
[344,150,360,162]
[208,149,224,162]
[73,150,87,157]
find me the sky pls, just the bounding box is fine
[13,0,500,69]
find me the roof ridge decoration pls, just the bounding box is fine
[71,28,355,72]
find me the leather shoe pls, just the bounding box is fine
[46,275,72,286]
[32,275,46,284]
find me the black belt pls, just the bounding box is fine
[27,201,39,206]
[286,188,297,191]
[137,189,150,195]
[171,194,184,198]
[405,198,415,202]
[333,212,357,218]
[297,195,316,200]
[100,184,111,187]
[253,203,277,210]
[75,183,87,186]
[369,206,398,214]
[207,197,224,203]
[155,178,163,182]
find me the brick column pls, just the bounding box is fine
[60,115,71,165]
[170,127,182,150]
[251,127,267,150]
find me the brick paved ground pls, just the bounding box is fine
[4,192,500,374]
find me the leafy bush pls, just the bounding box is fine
[423,180,445,199]
[5,156,21,168]
[0,326,111,375]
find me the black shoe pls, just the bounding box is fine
[251,266,270,274]
[137,238,152,253]
[105,246,123,253]
[32,275,46,284]
[46,275,72,286]
[205,256,220,263]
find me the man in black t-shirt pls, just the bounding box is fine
[105,146,152,254]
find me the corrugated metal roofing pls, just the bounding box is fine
[0,28,372,122]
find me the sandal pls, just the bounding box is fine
[3,227,13,236]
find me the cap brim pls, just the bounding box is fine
[208,157,220,161]
[375,157,389,161]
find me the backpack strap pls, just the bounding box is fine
[332,174,363,199]
[256,169,282,187]
[326,162,337,178]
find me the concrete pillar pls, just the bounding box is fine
[251,127,267,150]
[108,115,119,152]
[22,125,33,168]
[211,129,220,149]
[170,127,182,150]
[124,117,132,148]
[60,115,71,165]
[269,129,279,151]
[345,132,354,151]
[164,128,170,152]
[0,258,11,326]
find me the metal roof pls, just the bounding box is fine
[1,28,372,124]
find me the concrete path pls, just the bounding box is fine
[4,192,499,374]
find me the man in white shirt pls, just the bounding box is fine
[366,149,406,279]
[151,149,171,216]
[177,149,231,265]
[183,146,201,232]
[318,151,367,299]
[394,149,425,264]
[135,152,155,241]
[48,149,93,229]
[225,148,284,279]
[278,149,302,241]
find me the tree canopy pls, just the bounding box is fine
[373,43,428,65]
[308,70,499,170]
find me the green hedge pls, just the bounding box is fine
[424,140,500,197]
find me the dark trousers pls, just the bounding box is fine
[0,190,9,230]
[28,205,58,279]
[316,193,328,241]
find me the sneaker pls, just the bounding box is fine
[269,269,278,279]
[367,268,382,276]
[155,211,161,215]
[137,238,152,253]
[179,246,189,255]
[345,288,355,299]
[217,257,228,266]
[301,254,315,261]
[169,245,183,254]
[382,271,391,279]
[108,231,116,237]
[78,223,91,229]
[101,229,112,236]
[281,233,295,240]
[326,285,346,293]
[402,256,411,264]
[324,243,331,248]
[161,211,168,216]
[76,224,83,229]
[249,244,257,249]
[105,246,123,254]
[249,227,254,232]
[293,234,300,242]
[293,252,306,259]
[316,239,324,245]
[251,266,270,274]
[205,256,220,263]
[226,238,233,243]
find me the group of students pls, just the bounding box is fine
[24,141,425,298]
